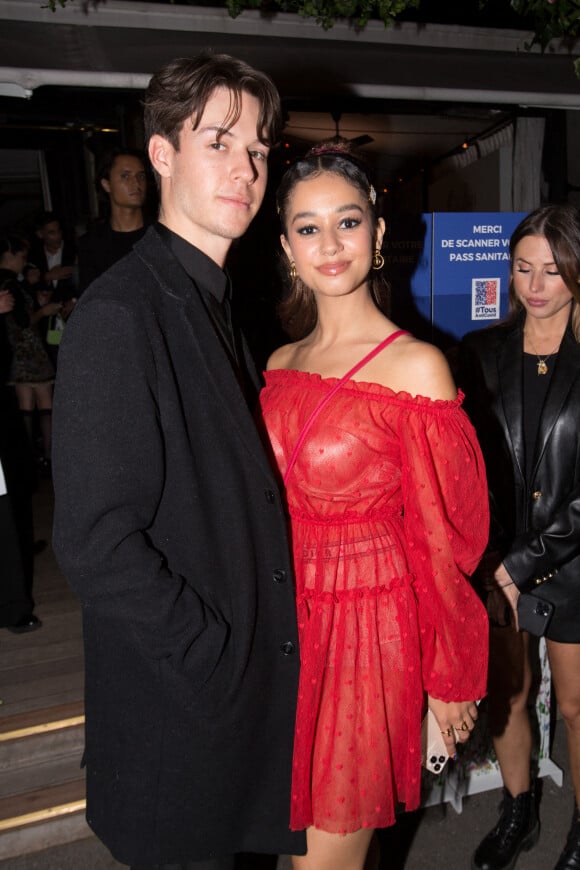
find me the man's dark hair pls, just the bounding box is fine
[33,211,62,232]
[143,53,283,155]
[0,233,28,259]
[96,147,147,191]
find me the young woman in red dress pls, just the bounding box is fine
[259,142,490,870]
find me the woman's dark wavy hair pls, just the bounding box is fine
[275,140,389,340]
[0,233,28,263]
[507,203,580,340]
[143,52,283,185]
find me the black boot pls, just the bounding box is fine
[472,787,539,870]
[554,804,580,869]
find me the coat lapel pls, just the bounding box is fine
[532,328,580,475]
[135,230,275,480]
[497,322,526,481]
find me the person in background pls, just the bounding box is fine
[259,141,489,870]
[77,147,149,293]
[30,211,77,305]
[459,204,580,870]
[52,53,305,869]
[1,234,56,474]
[28,213,77,367]
[0,256,41,633]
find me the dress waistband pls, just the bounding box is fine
[288,505,403,525]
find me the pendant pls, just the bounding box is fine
[537,360,548,375]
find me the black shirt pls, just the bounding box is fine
[155,222,247,389]
[523,350,557,483]
[77,222,148,293]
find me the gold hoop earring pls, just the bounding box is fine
[290,262,297,281]
[372,249,384,270]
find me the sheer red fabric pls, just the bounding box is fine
[260,370,489,834]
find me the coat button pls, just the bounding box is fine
[280,641,295,656]
[532,491,542,500]
[273,569,287,583]
[265,489,276,504]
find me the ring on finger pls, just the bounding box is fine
[440,728,453,737]
[460,721,470,732]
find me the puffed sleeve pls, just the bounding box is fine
[398,396,489,702]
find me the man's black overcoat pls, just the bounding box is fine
[52,227,305,864]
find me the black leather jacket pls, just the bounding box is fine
[458,312,580,642]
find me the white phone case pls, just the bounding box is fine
[421,708,449,774]
[421,700,481,774]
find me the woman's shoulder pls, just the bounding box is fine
[385,334,457,401]
[266,341,303,371]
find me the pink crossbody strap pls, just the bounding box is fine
[283,329,410,486]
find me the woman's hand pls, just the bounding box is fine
[494,562,520,630]
[486,587,511,627]
[478,550,502,591]
[45,264,73,283]
[61,298,77,319]
[427,695,479,757]
[31,301,62,325]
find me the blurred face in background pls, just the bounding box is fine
[38,220,63,254]
[102,154,147,210]
[1,247,27,275]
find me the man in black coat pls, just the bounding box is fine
[52,54,305,870]
[29,211,77,304]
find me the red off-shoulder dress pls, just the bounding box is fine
[260,367,489,834]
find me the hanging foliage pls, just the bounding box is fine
[507,0,580,49]
[506,0,580,75]
[41,0,580,70]
[224,0,418,29]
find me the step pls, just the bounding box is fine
[0,779,87,861]
[0,702,88,859]
[0,701,84,739]
[0,751,85,802]
[0,701,85,774]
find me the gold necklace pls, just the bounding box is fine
[524,330,561,375]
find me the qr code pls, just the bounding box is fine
[474,279,498,306]
[472,278,500,320]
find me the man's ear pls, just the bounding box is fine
[148,134,173,179]
[100,178,111,195]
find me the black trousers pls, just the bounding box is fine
[131,860,235,870]
[0,494,33,626]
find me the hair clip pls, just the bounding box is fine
[308,142,351,158]
[369,185,376,205]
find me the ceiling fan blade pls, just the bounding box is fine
[349,134,374,147]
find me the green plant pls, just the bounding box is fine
[39,0,580,60]
[509,0,580,49]
[43,0,419,24]
[225,0,418,30]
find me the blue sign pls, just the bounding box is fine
[384,212,528,345]
[431,212,527,341]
